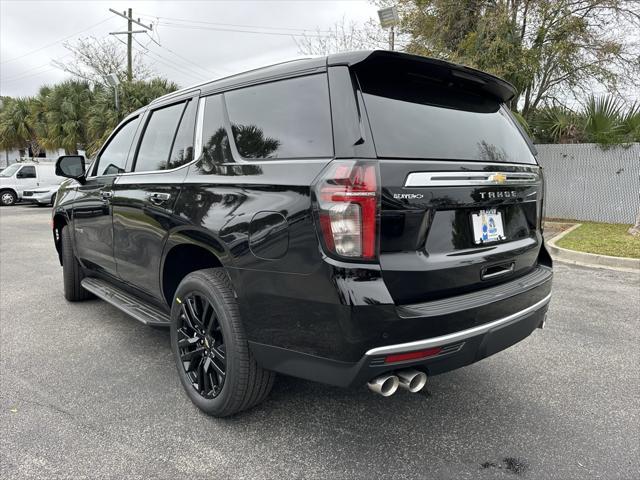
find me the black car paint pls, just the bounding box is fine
[52,50,551,388]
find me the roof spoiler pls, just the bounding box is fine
[327,50,517,103]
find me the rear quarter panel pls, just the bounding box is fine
[172,158,329,273]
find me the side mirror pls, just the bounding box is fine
[56,155,86,183]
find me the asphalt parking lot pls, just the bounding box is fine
[1,205,638,479]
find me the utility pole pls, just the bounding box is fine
[127,8,132,81]
[108,8,153,82]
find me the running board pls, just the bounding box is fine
[81,277,170,327]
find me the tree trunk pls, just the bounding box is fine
[628,203,640,236]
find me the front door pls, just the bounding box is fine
[112,97,197,300]
[74,115,141,277]
[16,165,38,193]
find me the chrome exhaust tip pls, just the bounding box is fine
[396,369,427,393]
[538,313,548,329]
[367,374,400,397]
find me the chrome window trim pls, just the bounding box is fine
[365,293,551,356]
[193,97,206,161]
[116,97,204,177]
[405,171,540,187]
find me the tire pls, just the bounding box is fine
[0,190,17,206]
[170,268,275,417]
[61,225,92,301]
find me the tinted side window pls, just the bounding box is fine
[200,95,232,165]
[135,102,185,172]
[19,166,36,178]
[168,100,197,169]
[225,74,333,159]
[95,117,139,176]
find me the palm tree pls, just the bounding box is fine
[619,103,640,142]
[583,95,625,145]
[86,78,178,156]
[28,86,50,148]
[43,80,93,154]
[531,106,584,144]
[0,97,43,158]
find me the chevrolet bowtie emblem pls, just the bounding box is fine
[490,173,507,184]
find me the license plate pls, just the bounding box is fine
[471,209,505,244]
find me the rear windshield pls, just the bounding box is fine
[357,70,536,164]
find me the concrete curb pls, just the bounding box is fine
[546,224,640,273]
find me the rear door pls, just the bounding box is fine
[111,96,197,300]
[74,115,141,276]
[354,57,544,305]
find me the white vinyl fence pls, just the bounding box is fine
[535,143,640,224]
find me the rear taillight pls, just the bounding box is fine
[314,161,380,260]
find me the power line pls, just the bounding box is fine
[154,21,331,38]
[138,13,333,34]
[133,37,209,81]
[143,32,225,78]
[1,54,72,82]
[132,39,209,83]
[1,17,114,65]
[1,65,64,85]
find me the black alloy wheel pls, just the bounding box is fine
[170,269,275,417]
[176,292,226,399]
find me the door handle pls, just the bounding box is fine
[101,191,113,199]
[147,192,171,205]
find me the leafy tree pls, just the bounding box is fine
[391,0,640,117]
[296,17,388,55]
[53,36,151,86]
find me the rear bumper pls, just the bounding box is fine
[250,292,550,387]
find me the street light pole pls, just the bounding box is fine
[105,73,121,113]
[389,26,395,51]
[377,6,400,51]
[114,86,120,112]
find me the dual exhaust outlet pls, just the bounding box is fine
[367,369,427,397]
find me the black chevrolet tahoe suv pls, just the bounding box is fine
[52,50,552,416]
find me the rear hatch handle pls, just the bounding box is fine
[481,262,515,281]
